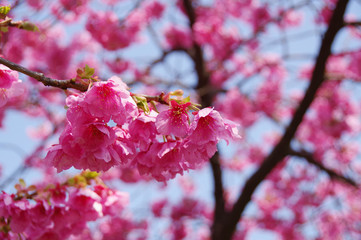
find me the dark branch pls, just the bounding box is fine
[209,152,226,236]
[218,1,350,239]
[137,93,168,105]
[182,1,226,238]
[0,57,89,92]
[182,0,209,99]
[344,21,361,27]
[148,48,186,69]
[289,149,357,187]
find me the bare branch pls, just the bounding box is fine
[218,1,350,239]
[148,49,186,69]
[344,21,361,27]
[182,1,226,238]
[209,152,226,236]
[137,93,168,105]
[0,57,89,92]
[288,148,357,187]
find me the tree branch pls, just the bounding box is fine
[182,1,226,238]
[209,152,226,236]
[0,57,88,92]
[182,0,210,99]
[148,49,186,69]
[288,149,357,187]
[218,1,350,239]
[344,21,361,27]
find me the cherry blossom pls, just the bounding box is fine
[0,0,360,239]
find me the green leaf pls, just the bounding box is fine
[76,65,95,79]
[19,178,26,187]
[18,21,39,32]
[0,5,11,18]
[0,26,8,32]
[83,170,99,180]
[183,96,191,103]
[170,89,184,96]
[83,65,95,78]
[67,177,76,186]
[134,96,150,113]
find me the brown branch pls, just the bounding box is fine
[344,21,361,27]
[209,152,226,236]
[182,0,209,98]
[0,57,89,92]
[182,1,226,238]
[288,149,357,187]
[148,48,186,69]
[138,93,168,105]
[0,17,23,28]
[217,1,350,239]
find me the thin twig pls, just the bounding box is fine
[344,21,361,27]
[0,57,88,92]
[288,148,357,187]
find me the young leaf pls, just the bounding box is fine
[18,21,39,32]
[0,5,11,19]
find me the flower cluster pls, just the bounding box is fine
[45,77,241,181]
[86,1,164,50]
[45,76,138,172]
[151,197,210,239]
[0,172,128,239]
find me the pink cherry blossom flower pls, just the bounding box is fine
[152,199,168,217]
[80,77,138,125]
[106,58,132,74]
[128,110,158,151]
[94,185,129,216]
[71,122,116,152]
[60,0,89,13]
[278,9,303,28]
[187,108,225,145]
[44,144,75,173]
[0,64,19,89]
[183,141,218,169]
[156,100,191,138]
[255,78,282,118]
[317,5,333,24]
[170,197,206,221]
[113,127,136,163]
[26,0,44,10]
[349,50,361,80]
[46,122,133,172]
[136,141,185,181]
[216,88,257,127]
[0,182,130,239]
[144,1,165,20]
[99,216,148,240]
[178,176,195,194]
[164,25,193,49]
[0,192,32,233]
